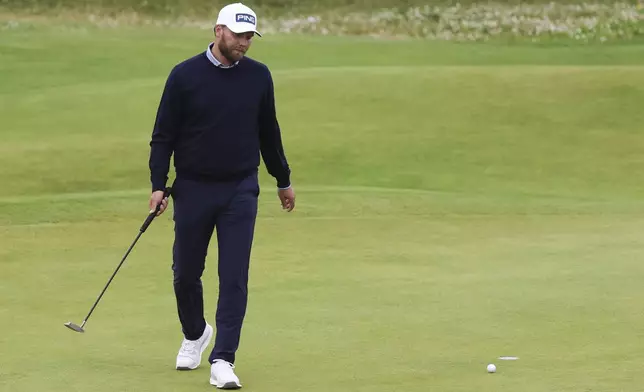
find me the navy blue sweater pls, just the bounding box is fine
[149,52,291,192]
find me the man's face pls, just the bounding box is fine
[216,25,254,63]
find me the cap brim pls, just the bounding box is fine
[227,23,262,37]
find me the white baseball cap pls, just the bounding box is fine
[216,2,262,37]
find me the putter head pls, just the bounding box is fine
[64,322,85,333]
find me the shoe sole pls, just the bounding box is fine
[209,378,242,389]
[176,324,214,370]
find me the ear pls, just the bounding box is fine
[214,25,224,38]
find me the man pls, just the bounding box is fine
[148,2,295,389]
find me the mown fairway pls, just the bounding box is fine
[2,18,644,392]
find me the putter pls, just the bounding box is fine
[64,187,172,333]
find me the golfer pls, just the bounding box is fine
[147,2,295,388]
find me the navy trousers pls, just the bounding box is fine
[171,171,259,364]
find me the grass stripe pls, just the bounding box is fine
[3,184,644,204]
[2,64,644,101]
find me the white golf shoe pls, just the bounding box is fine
[210,359,242,389]
[175,323,213,370]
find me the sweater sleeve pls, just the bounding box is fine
[258,69,291,188]
[149,68,182,192]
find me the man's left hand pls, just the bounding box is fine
[278,187,295,212]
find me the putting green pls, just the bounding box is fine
[2,19,644,392]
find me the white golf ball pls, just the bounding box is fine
[487,364,496,373]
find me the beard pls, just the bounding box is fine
[218,39,246,64]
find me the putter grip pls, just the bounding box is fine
[140,187,172,233]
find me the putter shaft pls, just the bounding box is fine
[64,188,171,333]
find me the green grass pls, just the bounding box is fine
[2,19,644,392]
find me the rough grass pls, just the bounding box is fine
[2,1,643,42]
[4,0,637,15]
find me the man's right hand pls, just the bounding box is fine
[149,190,169,216]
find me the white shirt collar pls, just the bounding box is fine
[206,43,239,68]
